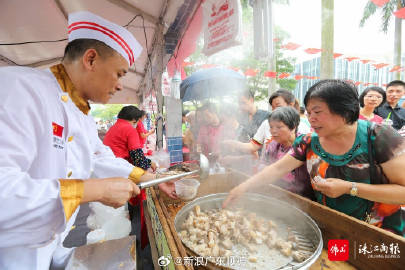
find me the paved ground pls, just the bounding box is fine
[63,203,154,270]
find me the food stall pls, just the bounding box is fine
[144,168,405,270]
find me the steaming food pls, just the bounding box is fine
[179,205,312,265]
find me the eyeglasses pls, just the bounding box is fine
[364,95,382,99]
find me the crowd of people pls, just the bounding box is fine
[221,79,405,236]
[180,79,405,236]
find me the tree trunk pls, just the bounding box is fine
[320,0,334,80]
[393,0,402,80]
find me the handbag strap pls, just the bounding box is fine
[365,122,378,222]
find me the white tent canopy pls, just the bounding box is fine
[0,0,198,104]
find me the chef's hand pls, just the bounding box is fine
[311,178,351,198]
[158,182,178,199]
[222,182,248,208]
[83,178,140,208]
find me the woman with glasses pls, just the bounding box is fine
[359,87,386,124]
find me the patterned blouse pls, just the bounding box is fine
[260,137,314,200]
[288,120,405,235]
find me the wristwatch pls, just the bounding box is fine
[350,182,358,196]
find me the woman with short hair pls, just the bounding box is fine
[259,107,314,199]
[225,80,405,235]
[359,86,386,124]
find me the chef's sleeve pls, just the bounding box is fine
[88,118,145,184]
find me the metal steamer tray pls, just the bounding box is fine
[174,193,323,270]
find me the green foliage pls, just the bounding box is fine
[360,0,400,33]
[90,104,126,120]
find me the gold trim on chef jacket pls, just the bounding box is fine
[59,179,84,221]
[50,64,90,115]
[129,167,145,184]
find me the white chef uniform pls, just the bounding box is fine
[0,11,143,270]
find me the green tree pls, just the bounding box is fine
[91,104,126,120]
[320,0,334,79]
[360,0,404,79]
[229,27,296,101]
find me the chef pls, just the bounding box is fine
[0,11,168,269]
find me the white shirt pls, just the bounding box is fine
[252,120,311,145]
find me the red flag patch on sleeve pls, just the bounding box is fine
[52,122,64,137]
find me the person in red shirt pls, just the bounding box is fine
[137,110,155,148]
[103,105,177,249]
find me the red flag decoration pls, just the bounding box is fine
[394,7,405,19]
[281,42,301,50]
[382,84,388,87]
[294,75,305,80]
[345,57,359,62]
[228,66,240,72]
[355,82,362,86]
[244,69,259,77]
[307,76,319,80]
[278,72,290,79]
[304,48,322,54]
[182,61,194,67]
[370,0,390,7]
[389,66,402,72]
[201,64,217,69]
[360,59,371,64]
[373,63,389,69]
[264,71,277,78]
[363,82,371,86]
[333,53,343,58]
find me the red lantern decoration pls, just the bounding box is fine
[345,57,359,62]
[304,48,322,54]
[281,42,301,50]
[264,71,277,78]
[278,72,290,79]
[244,69,259,77]
[372,63,389,69]
[370,0,390,7]
[394,7,405,19]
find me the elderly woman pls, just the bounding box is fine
[196,103,223,156]
[259,107,314,199]
[224,80,405,235]
[222,89,310,155]
[359,87,386,124]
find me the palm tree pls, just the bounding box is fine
[360,0,404,79]
[320,0,334,79]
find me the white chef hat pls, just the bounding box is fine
[68,11,142,66]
